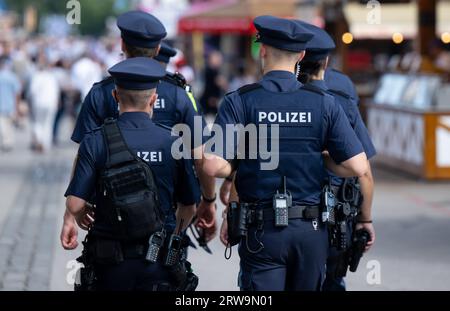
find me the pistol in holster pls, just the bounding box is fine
[74,234,97,291]
[168,260,199,291]
[334,229,371,278]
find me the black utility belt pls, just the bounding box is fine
[241,203,320,225]
[121,241,149,258]
[259,205,320,221]
[89,234,188,264]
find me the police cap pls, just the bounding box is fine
[117,11,167,49]
[296,20,336,61]
[253,15,313,52]
[154,42,177,64]
[108,57,166,90]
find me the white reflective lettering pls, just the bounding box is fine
[154,98,165,109]
[137,151,162,162]
[259,111,267,122]
[268,112,276,122]
[299,112,306,122]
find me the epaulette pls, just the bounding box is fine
[300,84,326,96]
[93,76,114,87]
[327,89,351,100]
[163,72,187,89]
[237,83,262,95]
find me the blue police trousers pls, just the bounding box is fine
[94,259,173,291]
[238,218,329,291]
[322,247,346,291]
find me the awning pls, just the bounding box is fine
[178,0,297,34]
[344,1,450,40]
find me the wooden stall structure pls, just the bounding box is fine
[366,103,450,179]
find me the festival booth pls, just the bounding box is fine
[365,73,450,180]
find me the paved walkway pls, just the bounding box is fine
[0,118,449,291]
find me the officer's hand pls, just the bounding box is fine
[355,222,375,252]
[219,218,229,246]
[196,200,216,229]
[219,179,232,206]
[75,204,95,231]
[201,221,217,242]
[60,216,78,250]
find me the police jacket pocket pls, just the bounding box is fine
[115,190,164,240]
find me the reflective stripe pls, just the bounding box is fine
[186,91,198,112]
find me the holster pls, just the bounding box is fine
[169,260,198,291]
[340,178,363,216]
[90,236,124,264]
[74,234,97,291]
[227,202,248,246]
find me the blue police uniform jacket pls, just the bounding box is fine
[65,112,199,234]
[213,70,364,206]
[71,73,203,146]
[325,68,359,103]
[308,79,376,186]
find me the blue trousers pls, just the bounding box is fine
[238,219,329,291]
[94,259,173,291]
[322,247,346,291]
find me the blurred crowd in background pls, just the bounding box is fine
[0,37,113,152]
[0,34,257,154]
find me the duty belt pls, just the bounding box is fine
[263,205,320,221]
[121,241,148,258]
[245,205,320,223]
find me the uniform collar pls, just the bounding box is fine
[263,70,297,80]
[308,79,328,91]
[117,112,154,128]
[260,70,301,92]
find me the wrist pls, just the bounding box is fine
[356,219,373,224]
[64,209,75,222]
[225,174,234,182]
[202,193,217,203]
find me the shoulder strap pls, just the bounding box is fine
[163,72,187,89]
[102,118,136,168]
[237,83,262,96]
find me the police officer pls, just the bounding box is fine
[61,11,217,251]
[153,41,199,121]
[203,15,368,291]
[154,41,177,66]
[296,21,376,291]
[64,57,197,290]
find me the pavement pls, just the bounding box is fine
[0,117,449,291]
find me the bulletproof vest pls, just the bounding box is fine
[95,119,164,240]
[151,75,184,127]
[235,83,327,205]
